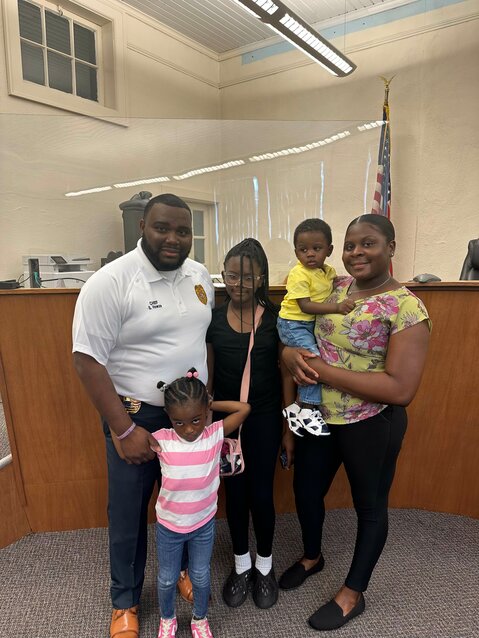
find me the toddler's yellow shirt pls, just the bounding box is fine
[280,262,336,322]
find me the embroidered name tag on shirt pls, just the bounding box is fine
[148,300,162,310]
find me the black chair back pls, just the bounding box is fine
[459,239,479,280]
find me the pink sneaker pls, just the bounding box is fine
[191,617,213,638]
[158,617,177,638]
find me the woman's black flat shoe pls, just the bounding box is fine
[278,555,325,590]
[308,593,365,631]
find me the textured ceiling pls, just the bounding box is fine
[120,0,406,54]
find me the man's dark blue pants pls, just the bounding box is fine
[104,403,172,609]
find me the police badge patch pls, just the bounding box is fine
[121,397,141,414]
[195,284,208,305]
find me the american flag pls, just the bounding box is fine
[371,86,391,218]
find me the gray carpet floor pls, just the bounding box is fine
[1,509,477,638]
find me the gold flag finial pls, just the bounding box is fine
[379,75,396,105]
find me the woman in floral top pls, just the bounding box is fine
[280,214,431,631]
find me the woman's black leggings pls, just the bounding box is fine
[222,411,282,558]
[293,404,407,592]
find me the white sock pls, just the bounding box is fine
[255,554,272,576]
[234,552,252,574]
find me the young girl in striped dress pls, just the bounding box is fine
[152,368,250,638]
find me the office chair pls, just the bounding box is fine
[459,239,479,280]
[101,250,123,267]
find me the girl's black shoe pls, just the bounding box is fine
[222,568,254,608]
[252,568,278,609]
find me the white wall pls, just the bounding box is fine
[0,0,220,278]
[0,0,477,282]
[217,0,479,282]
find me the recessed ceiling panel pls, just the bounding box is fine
[121,0,397,54]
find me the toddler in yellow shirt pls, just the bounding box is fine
[277,219,354,436]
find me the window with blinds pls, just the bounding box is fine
[18,0,98,102]
[192,208,206,265]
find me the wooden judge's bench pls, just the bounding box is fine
[1,282,478,548]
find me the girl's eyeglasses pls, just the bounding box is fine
[222,271,263,289]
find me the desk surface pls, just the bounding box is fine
[2,280,479,296]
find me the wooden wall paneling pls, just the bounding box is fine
[0,283,477,539]
[2,293,102,484]
[268,285,479,517]
[389,288,479,517]
[0,338,32,547]
[0,352,27,507]
[0,290,108,531]
[0,462,31,548]
[25,479,108,531]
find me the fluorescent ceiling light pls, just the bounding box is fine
[232,0,278,18]
[173,160,245,180]
[65,128,355,196]
[113,176,170,188]
[233,0,355,76]
[357,120,386,131]
[65,186,112,197]
[249,129,351,162]
[254,0,279,15]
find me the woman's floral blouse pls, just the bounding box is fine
[315,277,431,424]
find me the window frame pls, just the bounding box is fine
[2,0,127,122]
[18,0,102,103]
[192,207,206,266]
[185,201,215,270]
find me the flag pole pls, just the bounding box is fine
[379,75,395,106]
[372,76,395,273]
[371,76,395,219]
[379,75,395,129]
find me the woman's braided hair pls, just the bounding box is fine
[223,238,277,315]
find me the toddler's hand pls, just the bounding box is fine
[337,299,355,314]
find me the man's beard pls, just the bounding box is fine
[141,236,189,271]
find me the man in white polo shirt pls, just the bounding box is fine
[72,193,214,638]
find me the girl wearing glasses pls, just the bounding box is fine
[206,238,283,611]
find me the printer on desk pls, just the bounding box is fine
[22,254,95,288]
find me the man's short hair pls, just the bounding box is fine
[143,193,192,220]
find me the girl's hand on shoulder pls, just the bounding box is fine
[281,347,318,385]
[214,400,251,436]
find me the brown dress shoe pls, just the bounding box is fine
[177,570,194,603]
[110,606,139,638]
